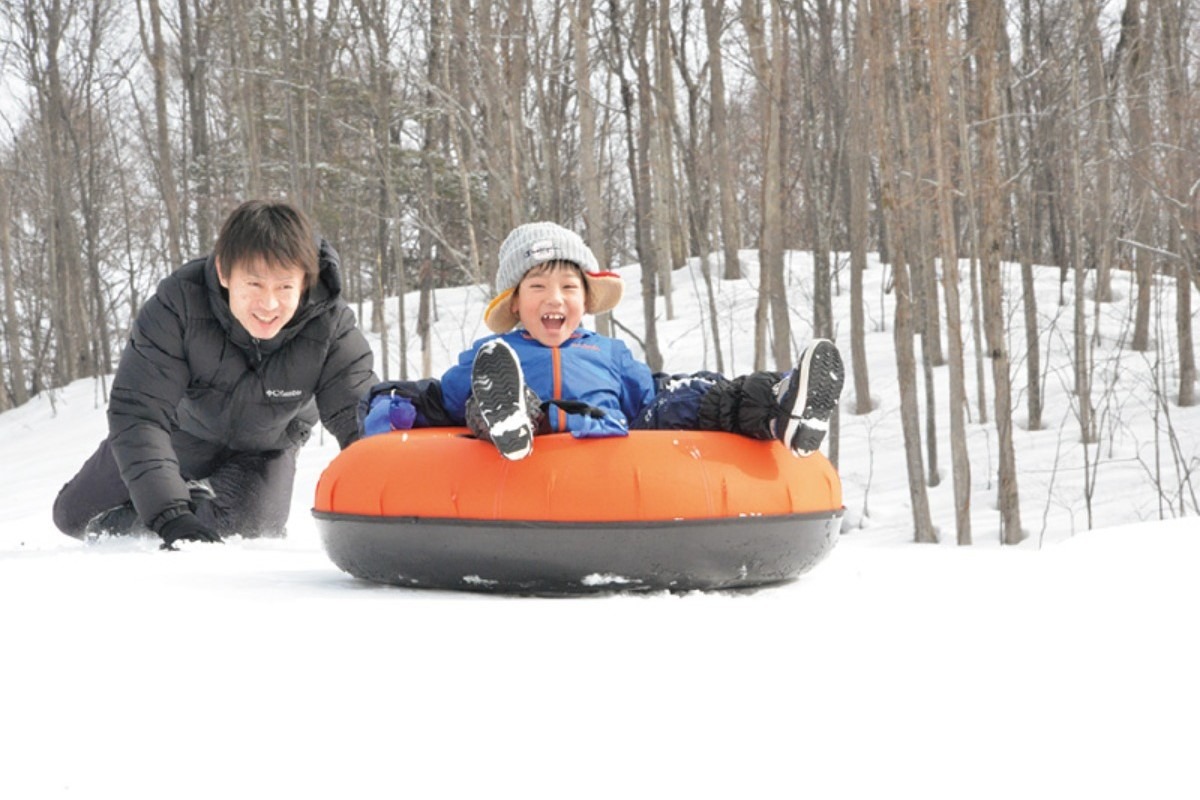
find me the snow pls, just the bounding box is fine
[2,252,1199,798]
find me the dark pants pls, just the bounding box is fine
[53,438,298,539]
[634,371,783,439]
[362,372,784,441]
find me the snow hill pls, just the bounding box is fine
[1,252,1197,798]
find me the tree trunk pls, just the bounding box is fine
[803,2,839,352]
[847,0,872,416]
[893,7,938,488]
[1126,0,1154,352]
[670,0,724,371]
[178,0,213,248]
[953,7,987,425]
[273,0,303,201]
[1,184,28,406]
[928,0,971,544]
[418,0,444,379]
[703,0,742,280]
[971,0,1023,544]
[651,0,674,319]
[613,0,662,371]
[1069,20,1095,449]
[1159,0,1194,406]
[139,0,183,268]
[353,0,391,377]
[27,0,85,385]
[503,0,530,224]
[874,0,934,543]
[742,0,789,371]
[570,0,613,337]
[1081,0,1114,305]
[227,0,263,195]
[1014,0,1042,433]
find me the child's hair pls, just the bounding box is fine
[215,200,319,288]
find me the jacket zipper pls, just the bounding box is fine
[551,347,566,431]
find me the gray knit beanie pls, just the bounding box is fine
[496,222,599,292]
[484,222,623,333]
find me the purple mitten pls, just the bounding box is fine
[364,394,416,435]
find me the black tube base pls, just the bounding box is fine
[314,511,842,595]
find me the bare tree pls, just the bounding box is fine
[353,0,395,378]
[1080,0,1114,306]
[795,0,842,348]
[1159,0,1195,406]
[136,0,182,268]
[1068,13,1096,450]
[927,0,971,544]
[874,0,934,543]
[703,0,742,280]
[950,5,988,427]
[611,0,663,370]
[570,0,613,336]
[971,0,1022,544]
[0,169,29,407]
[892,7,939,488]
[741,0,790,371]
[846,0,872,416]
[1125,0,1155,353]
[18,0,88,385]
[225,0,263,195]
[1007,0,1041,432]
[176,0,215,248]
[417,0,444,379]
[652,0,678,316]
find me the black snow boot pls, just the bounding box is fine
[83,480,218,540]
[83,502,147,539]
[468,339,537,461]
[773,339,844,457]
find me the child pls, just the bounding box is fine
[363,221,844,461]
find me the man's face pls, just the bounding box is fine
[510,263,587,347]
[219,257,306,340]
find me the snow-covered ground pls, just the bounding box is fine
[2,252,1198,798]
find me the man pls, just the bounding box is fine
[53,200,377,548]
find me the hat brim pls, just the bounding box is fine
[483,271,625,333]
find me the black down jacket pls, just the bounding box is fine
[107,239,377,532]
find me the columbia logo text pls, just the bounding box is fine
[265,389,303,399]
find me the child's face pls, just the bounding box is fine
[510,262,587,347]
[219,256,306,340]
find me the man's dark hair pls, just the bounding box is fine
[214,201,319,288]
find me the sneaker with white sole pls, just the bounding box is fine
[774,339,845,457]
[471,339,535,461]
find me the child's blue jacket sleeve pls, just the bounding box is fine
[615,340,657,422]
[439,338,491,425]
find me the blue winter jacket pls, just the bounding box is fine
[441,328,657,433]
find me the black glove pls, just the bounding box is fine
[158,512,223,550]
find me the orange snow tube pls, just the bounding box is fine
[313,429,843,593]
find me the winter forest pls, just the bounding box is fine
[1,0,1198,546]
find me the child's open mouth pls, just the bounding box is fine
[542,313,565,332]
